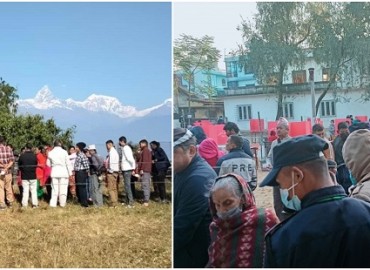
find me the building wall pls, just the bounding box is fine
[223,88,370,131]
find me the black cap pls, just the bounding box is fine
[76,142,86,151]
[260,135,328,187]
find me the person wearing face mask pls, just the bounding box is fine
[207,174,279,268]
[343,129,370,202]
[260,135,370,267]
[332,121,352,194]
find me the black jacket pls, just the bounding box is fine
[265,185,370,267]
[18,151,37,180]
[152,147,170,173]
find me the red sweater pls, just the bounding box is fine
[138,147,152,173]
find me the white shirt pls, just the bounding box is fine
[69,152,77,170]
[108,147,120,173]
[120,145,136,171]
[47,146,73,178]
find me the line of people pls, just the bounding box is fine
[174,118,370,267]
[0,135,171,210]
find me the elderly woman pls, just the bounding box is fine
[207,173,279,268]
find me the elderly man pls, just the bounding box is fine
[173,128,216,268]
[215,135,257,191]
[266,117,292,221]
[260,135,370,267]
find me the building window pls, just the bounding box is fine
[322,68,330,81]
[222,79,226,86]
[283,102,294,119]
[226,61,238,78]
[292,70,307,84]
[320,100,336,117]
[237,105,252,120]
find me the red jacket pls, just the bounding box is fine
[36,152,46,183]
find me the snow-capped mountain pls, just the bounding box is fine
[18,85,172,118]
[17,86,172,157]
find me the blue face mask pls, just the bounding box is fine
[217,206,242,220]
[280,172,301,211]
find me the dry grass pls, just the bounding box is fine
[0,182,172,268]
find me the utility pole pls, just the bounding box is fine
[309,68,316,126]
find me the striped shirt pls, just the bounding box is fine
[74,152,90,171]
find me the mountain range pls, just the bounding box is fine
[17,86,172,157]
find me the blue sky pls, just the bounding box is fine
[0,2,171,110]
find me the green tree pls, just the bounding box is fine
[173,34,221,120]
[0,78,75,150]
[0,114,76,151]
[308,2,370,113]
[238,2,312,120]
[0,78,19,115]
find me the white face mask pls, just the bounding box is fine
[280,171,301,211]
[217,206,242,220]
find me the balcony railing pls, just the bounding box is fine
[219,81,332,96]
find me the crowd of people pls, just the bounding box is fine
[174,116,370,268]
[0,135,171,210]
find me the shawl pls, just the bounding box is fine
[207,174,279,268]
[198,138,224,168]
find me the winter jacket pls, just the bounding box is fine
[152,147,170,172]
[264,185,370,267]
[215,148,257,190]
[174,154,217,268]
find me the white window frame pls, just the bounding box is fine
[320,100,336,117]
[282,102,294,119]
[237,104,252,121]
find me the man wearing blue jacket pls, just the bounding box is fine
[173,128,216,268]
[215,135,257,191]
[260,135,370,267]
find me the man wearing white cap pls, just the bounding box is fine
[88,144,104,207]
[173,128,217,268]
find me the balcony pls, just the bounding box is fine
[219,81,332,97]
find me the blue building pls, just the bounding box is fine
[223,55,257,90]
[175,68,227,96]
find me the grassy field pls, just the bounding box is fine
[0,181,172,268]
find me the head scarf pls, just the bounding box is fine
[207,174,279,268]
[198,138,224,168]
